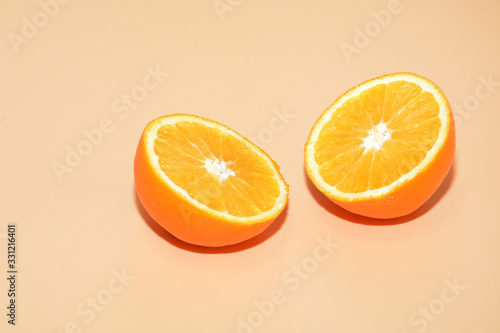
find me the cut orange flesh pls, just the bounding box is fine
[135,114,288,247]
[305,73,455,219]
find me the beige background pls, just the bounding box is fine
[1,0,500,332]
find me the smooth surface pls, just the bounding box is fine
[1,1,499,332]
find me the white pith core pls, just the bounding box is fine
[361,122,392,151]
[203,158,235,181]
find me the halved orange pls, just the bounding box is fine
[305,73,455,219]
[134,114,288,247]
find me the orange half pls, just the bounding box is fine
[135,114,288,246]
[305,73,455,219]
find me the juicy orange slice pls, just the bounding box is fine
[305,73,455,219]
[134,114,288,246]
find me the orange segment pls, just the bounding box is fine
[305,73,455,219]
[381,80,422,123]
[134,114,288,247]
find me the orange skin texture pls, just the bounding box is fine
[307,105,456,219]
[134,126,283,247]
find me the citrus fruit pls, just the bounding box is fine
[134,114,288,247]
[304,73,455,219]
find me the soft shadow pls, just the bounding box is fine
[133,186,288,254]
[304,162,456,226]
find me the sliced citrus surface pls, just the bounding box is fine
[134,114,288,247]
[305,73,455,219]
